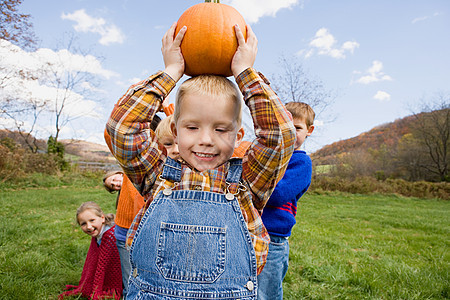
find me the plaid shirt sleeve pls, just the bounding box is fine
[236,68,296,211]
[106,71,176,191]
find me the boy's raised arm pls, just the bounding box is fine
[233,25,296,210]
[231,24,257,78]
[163,22,187,82]
[106,23,186,193]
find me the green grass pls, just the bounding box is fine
[284,192,450,299]
[0,185,117,300]
[0,187,448,299]
[0,171,103,190]
[314,164,334,174]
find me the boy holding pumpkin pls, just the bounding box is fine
[106,22,295,299]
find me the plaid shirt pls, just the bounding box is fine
[106,68,295,274]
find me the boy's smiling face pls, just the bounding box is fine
[172,92,243,172]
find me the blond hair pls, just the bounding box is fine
[155,115,174,140]
[285,102,315,128]
[174,75,242,126]
[76,201,114,226]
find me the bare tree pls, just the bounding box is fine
[1,100,47,152]
[0,0,37,50]
[0,43,49,152]
[1,35,104,147]
[42,35,103,144]
[396,133,424,181]
[409,93,449,181]
[270,55,336,118]
[0,1,42,150]
[269,55,337,151]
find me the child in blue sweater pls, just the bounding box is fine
[257,102,315,300]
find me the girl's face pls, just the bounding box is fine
[104,173,123,191]
[77,210,105,238]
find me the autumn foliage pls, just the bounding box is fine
[0,0,36,50]
[312,107,449,183]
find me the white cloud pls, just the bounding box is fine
[41,124,90,141]
[0,115,53,139]
[354,60,393,84]
[1,75,102,119]
[41,48,118,79]
[0,39,117,80]
[128,77,143,85]
[81,81,108,94]
[412,12,443,24]
[61,9,125,45]
[313,120,324,127]
[373,91,391,102]
[300,28,359,59]
[224,0,301,24]
[85,131,107,145]
[0,39,113,138]
[0,117,21,129]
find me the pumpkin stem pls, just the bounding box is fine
[205,0,220,3]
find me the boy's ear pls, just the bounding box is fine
[101,214,105,224]
[234,127,245,148]
[307,125,314,136]
[171,122,178,142]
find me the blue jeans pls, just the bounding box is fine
[117,239,131,299]
[257,235,289,300]
[127,158,257,299]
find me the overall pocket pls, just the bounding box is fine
[156,222,226,283]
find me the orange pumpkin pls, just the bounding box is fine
[175,0,246,77]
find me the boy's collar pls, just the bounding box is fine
[176,157,242,173]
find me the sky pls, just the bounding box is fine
[1,0,449,153]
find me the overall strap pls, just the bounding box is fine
[226,158,243,194]
[160,157,182,182]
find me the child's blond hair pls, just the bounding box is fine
[174,75,242,126]
[155,115,174,140]
[76,201,114,226]
[285,102,315,128]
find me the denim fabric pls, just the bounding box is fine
[127,159,257,299]
[256,235,289,300]
[117,238,131,299]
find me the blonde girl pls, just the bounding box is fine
[59,202,122,300]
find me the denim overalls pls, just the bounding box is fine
[127,158,258,299]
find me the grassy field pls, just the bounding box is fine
[0,186,449,299]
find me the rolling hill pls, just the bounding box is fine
[311,114,417,165]
[0,109,442,170]
[0,130,115,164]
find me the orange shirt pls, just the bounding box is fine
[104,129,144,229]
[114,174,144,228]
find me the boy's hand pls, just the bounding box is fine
[162,22,187,82]
[231,24,258,78]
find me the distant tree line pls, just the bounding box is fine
[317,96,449,183]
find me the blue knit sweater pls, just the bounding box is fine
[261,150,312,237]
